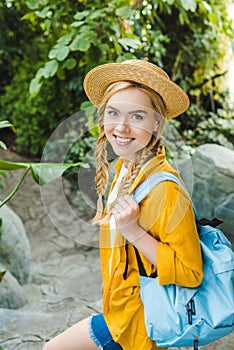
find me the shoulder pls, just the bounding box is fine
[138,173,192,232]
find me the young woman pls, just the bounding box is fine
[43,60,203,350]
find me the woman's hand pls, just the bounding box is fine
[111,194,159,266]
[111,195,144,242]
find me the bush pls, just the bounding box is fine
[0,0,233,159]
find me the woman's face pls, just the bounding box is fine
[103,87,159,166]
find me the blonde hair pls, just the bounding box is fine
[92,81,167,225]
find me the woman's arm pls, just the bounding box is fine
[139,181,204,287]
[112,184,204,288]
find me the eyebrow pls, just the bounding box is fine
[106,105,148,115]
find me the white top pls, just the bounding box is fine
[107,163,128,273]
[107,159,152,274]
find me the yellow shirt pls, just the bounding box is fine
[99,149,204,350]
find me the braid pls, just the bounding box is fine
[92,126,109,225]
[113,133,161,202]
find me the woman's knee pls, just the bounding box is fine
[42,335,67,350]
[41,317,97,350]
[42,340,54,350]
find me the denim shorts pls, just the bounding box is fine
[89,313,122,349]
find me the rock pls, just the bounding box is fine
[0,205,31,285]
[0,271,28,309]
[177,144,234,240]
[215,194,234,236]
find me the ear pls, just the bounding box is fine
[153,120,160,133]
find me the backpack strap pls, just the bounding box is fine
[123,243,156,280]
[132,171,200,221]
[197,217,223,227]
[133,245,147,277]
[132,171,187,203]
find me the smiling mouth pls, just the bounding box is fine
[113,135,135,145]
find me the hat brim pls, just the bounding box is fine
[83,61,190,119]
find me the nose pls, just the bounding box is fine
[115,117,130,133]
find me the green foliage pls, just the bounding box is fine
[183,104,234,148]
[0,159,82,207]
[0,120,15,150]
[0,219,7,283]
[0,120,15,189]
[0,0,233,160]
[0,266,6,283]
[0,54,82,156]
[0,0,85,156]
[27,1,142,97]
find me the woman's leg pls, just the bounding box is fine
[42,316,99,350]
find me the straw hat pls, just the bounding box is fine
[83,59,190,119]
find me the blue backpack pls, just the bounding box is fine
[132,171,234,350]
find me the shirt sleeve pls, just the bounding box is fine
[139,181,204,287]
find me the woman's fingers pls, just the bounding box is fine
[112,195,136,212]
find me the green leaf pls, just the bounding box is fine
[208,11,220,25]
[118,38,141,50]
[178,11,190,25]
[35,6,51,19]
[89,9,106,20]
[44,18,51,31]
[26,0,39,10]
[201,1,212,13]
[0,141,7,150]
[70,35,91,52]
[0,161,81,207]
[116,53,136,62]
[0,122,13,149]
[0,161,29,171]
[0,120,14,131]
[57,34,74,46]
[57,46,70,61]
[0,266,6,282]
[62,58,77,70]
[29,77,43,96]
[180,0,197,12]
[48,47,57,59]
[115,6,132,17]
[21,12,36,21]
[49,46,70,61]
[71,21,86,28]
[35,67,45,80]
[73,11,89,20]
[30,162,81,185]
[80,101,95,110]
[43,60,59,78]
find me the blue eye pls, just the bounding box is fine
[108,110,118,117]
[132,114,143,120]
